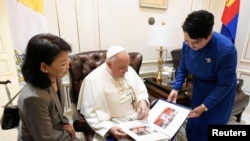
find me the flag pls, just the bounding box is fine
[6,0,48,86]
[220,0,240,44]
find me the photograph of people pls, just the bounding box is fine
[154,107,176,129]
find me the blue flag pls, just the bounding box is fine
[220,0,240,44]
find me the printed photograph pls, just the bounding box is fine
[129,125,158,136]
[154,107,178,129]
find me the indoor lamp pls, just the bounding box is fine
[147,23,178,82]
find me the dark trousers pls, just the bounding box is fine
[106,135,117,141]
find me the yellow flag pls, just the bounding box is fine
[18,0,44,14]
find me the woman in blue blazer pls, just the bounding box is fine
[168,10,237,141]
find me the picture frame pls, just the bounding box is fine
[140,0,168,10]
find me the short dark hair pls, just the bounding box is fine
[182,10,214,39]
[21,33,72,89]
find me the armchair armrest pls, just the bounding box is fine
[231,78,250,122]
[71,103,94,135]
[72,112,93,133]
[236,78,243,92]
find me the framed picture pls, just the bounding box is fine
[140,0,168,10]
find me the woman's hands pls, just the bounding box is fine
[188,104,206,118]
[167,89,179,103]
[63,124,77,138]
[168,89,206,118]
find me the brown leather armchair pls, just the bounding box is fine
[171,48,250,122]
[68,50,143,141]
[171,48,192,81]
[231,79,250,122]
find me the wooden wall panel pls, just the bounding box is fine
[241,23,250,63]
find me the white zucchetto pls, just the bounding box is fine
[106,45,126,59]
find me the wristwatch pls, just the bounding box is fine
[201,104,208,112]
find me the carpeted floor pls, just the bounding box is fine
[1,106,250,141]
[1,83,250,141]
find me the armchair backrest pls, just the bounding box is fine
[171,48,193,81]
[171,48,182,71]
[68,50,143,104]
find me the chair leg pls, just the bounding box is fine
[235,113,242,122]
[235,107,245,122]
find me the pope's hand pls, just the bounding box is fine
[109,126,128,140]
[137,100,149,120]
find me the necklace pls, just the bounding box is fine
[106,65,137,110]
[114,77,137,111]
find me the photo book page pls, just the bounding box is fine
[117,99,191,141]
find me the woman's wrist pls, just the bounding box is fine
[201,104,208,112]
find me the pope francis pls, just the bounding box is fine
[77,45,150,141]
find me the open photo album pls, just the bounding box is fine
[117,99,191,141]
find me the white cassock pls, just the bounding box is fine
[77,63,149,141]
